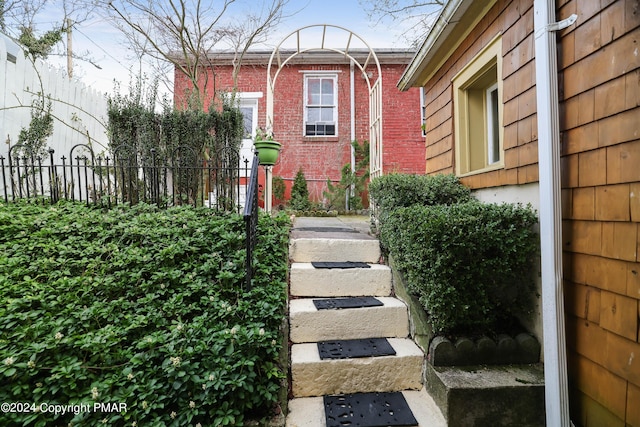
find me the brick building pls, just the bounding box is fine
[399,0,639,425]
[174,48,425,206]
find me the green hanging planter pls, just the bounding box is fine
[253,140,281,166]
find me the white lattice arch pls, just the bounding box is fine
[265,25,383,210]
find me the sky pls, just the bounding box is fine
[18,0,420,98]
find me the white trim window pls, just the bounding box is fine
[420,87,427,137]
[304,75,337,136]
[486,82,500,165]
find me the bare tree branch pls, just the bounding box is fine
[2,0,101,72]
[105,0,289,108]
[358,0,443,47]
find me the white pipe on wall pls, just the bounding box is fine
[533,0,576,425]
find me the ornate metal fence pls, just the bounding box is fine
[0,143,253,212]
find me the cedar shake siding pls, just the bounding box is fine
[409,0,639,424]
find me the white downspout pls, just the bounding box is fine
[349,61,356,209]
[533,1,576,425]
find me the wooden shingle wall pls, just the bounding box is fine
[559,0,640,425]
[421,0,639,424]
[421,0,539,188]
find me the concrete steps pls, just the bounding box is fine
[285,217,545,426]
[286,217,445,427]
[287,389,446,427]
[289,262,392,297]
[289,297,409,343]
[289,238,381,263]
[291,338,423,397]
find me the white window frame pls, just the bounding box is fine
[420,87,427,137]
[486,82,500,165]
[303,74,338,137]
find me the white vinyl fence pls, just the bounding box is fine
[0,33,109,160]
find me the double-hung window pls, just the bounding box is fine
[304,75,337,136]
[453,34,503,175]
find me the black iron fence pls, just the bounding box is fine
[1,144,254,212]
[1,143,262,290]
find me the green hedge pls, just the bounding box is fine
[369,173,473,217]
[0,202,289,426]
[380,202,538,334]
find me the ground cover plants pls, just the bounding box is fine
[371,173,538,336]
[0,201,290,426]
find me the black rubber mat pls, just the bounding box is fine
[324,392,418,427]
[294,227,359,233]
[311,261,371,269]
[313,296,383,310]
[318,338,396,359]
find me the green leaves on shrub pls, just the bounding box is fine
[369,173,473,215]
[380,202,538,335]
[290,169,312,211]
[323,140,370,211]
[0,202,289,426]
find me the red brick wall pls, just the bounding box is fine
[381,65,426,174]
[175,57,425,204]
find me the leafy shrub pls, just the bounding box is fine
[369,173,472,217]
[381,202,538,334]
[290,169,311,211]
[0,202,289,426]
[108,77,243,164]
[323,140,370,211]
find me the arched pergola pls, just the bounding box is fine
[264,24,383,211]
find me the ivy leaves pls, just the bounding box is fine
[0,201,290,426]
[107,79,244,162]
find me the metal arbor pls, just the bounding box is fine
[265,24,383,211]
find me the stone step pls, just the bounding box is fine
[286,389,446,427]
[289,262,392,297]
[289,296,409,343]
[290,338,424,398]
[289,238,381,263]
[426,363,546,427]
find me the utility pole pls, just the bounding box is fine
[66,17,73,79]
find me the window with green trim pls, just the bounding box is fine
[453,34,503,175]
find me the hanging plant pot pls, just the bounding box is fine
[254,140,281,166]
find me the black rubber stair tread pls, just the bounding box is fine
[313,296,383,310]
[324,392,418,427]
[318,338,396,359]
[311,261,371,269]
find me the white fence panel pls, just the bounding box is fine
[0,34,108,160]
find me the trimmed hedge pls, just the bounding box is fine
[0,202,289,426]
[369,173,473,216]
[380,201,538,335]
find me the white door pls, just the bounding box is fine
[239,98,258,175]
